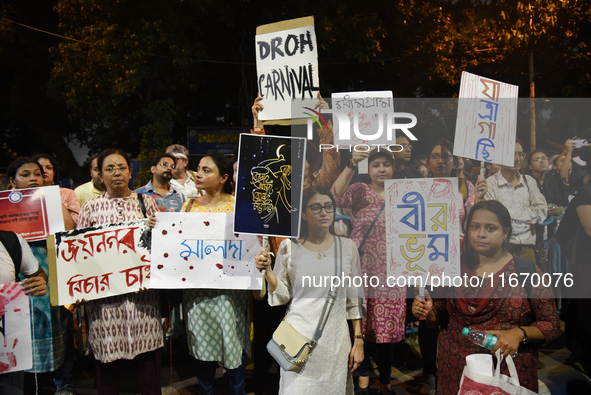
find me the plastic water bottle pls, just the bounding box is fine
[462,327,497,350]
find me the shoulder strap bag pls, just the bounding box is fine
[266,235,343,373]
[358,203,385,255]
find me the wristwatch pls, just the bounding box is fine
[347,160,358,169]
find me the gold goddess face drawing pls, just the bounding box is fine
[250,144,296,223]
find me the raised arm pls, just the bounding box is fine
[332,151,369,199]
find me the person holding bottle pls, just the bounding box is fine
[412,200,561,394]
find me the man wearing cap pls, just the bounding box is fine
[165,144,200,200]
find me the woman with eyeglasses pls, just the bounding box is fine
[331,149,404,395]
[256,186,365,394]
[77,148,163,395]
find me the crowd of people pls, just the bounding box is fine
[0,96,590,395]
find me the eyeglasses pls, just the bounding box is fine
[103,165,129,175]
[160,162,176,169]
[308,203,335,214]
[430,154,453,161]
[532,157,548,163]
[515,153,526,160]
[400,144,412,150]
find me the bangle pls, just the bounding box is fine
[347,160,358,169]
[354,334,364,340]
[518,327,528,344]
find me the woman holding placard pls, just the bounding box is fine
[6,157,69,384]
[331,149,404,395]
[180,150,249,395]
[255,185,365,394]
[412,200,560,394]
[77,148,163,395]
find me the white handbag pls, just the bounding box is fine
[458,349,538,395]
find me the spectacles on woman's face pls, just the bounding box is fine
[308,203,335,214]
[532,157,548,163]
[430,154,453,161]
[103,165,129,175]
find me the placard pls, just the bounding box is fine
[453,71,519,166]
[385,178,461,283]
[49,220,151,306]
[234,133,306,237]
[0,186,64,241]
[256,16,320,121]
[0,282,33,373]
[151,213,260,289]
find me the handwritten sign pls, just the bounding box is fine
[49,221,151,306]
[0,186,64,241]
[453,71,519,166]
[0,283,32,373]
[385,178,461,282]
[151,213,261,290]
[234,133,306,237]
[256,16,319,121]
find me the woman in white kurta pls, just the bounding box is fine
[256,186,365,395]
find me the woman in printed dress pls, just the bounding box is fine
[180,150,250,395]
[77,148,163,395]
[332,149,405,395]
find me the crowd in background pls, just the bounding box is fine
[0,95,590,395]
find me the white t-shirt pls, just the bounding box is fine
[0,233,39,283]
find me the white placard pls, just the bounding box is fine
[256,18,319,121]
[453,71,519,166]
[385,178,461,283]
[151,213,261,290]
[0,283,32,373]
[51,220,151,305]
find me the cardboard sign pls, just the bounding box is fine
[453,71,519,166]
[256,16,320,122]
[331,91,394,173]
[0,186,64,241]
[151,213,261,290]
[234,133,306,237]
[385,178,461,282]
[0,283,32,373]
[49,220,151,306]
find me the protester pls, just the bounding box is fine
[527,149,567,217]
[165,144,199,199]
[32,154,79,229]
[74,155,105,206]
[556,145,591,375]
[255,186,365,394]
[252,92,341,189]
[7,157,70,390]
[412,200,561,394]
[0,230,48,394]
[180,150,249,395]
[332,148,404,395]
[484,139,547,262]
[77,148,162,395]
[393,135,423,179]
[135,153,184,212]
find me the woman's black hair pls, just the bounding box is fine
[203,150,233,195]
[464,200,512,252]
[97,148,131,172]
[7,157,44,183]
[426,138,456,177]
[368,151,395,168]
[31,153,58,184]
[298,186,336,243]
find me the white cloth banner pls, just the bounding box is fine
[453,71,519,166]
[151,213,261,290]
[0,282,32,373]
[52,220,151,305]
[385,178,461,283]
